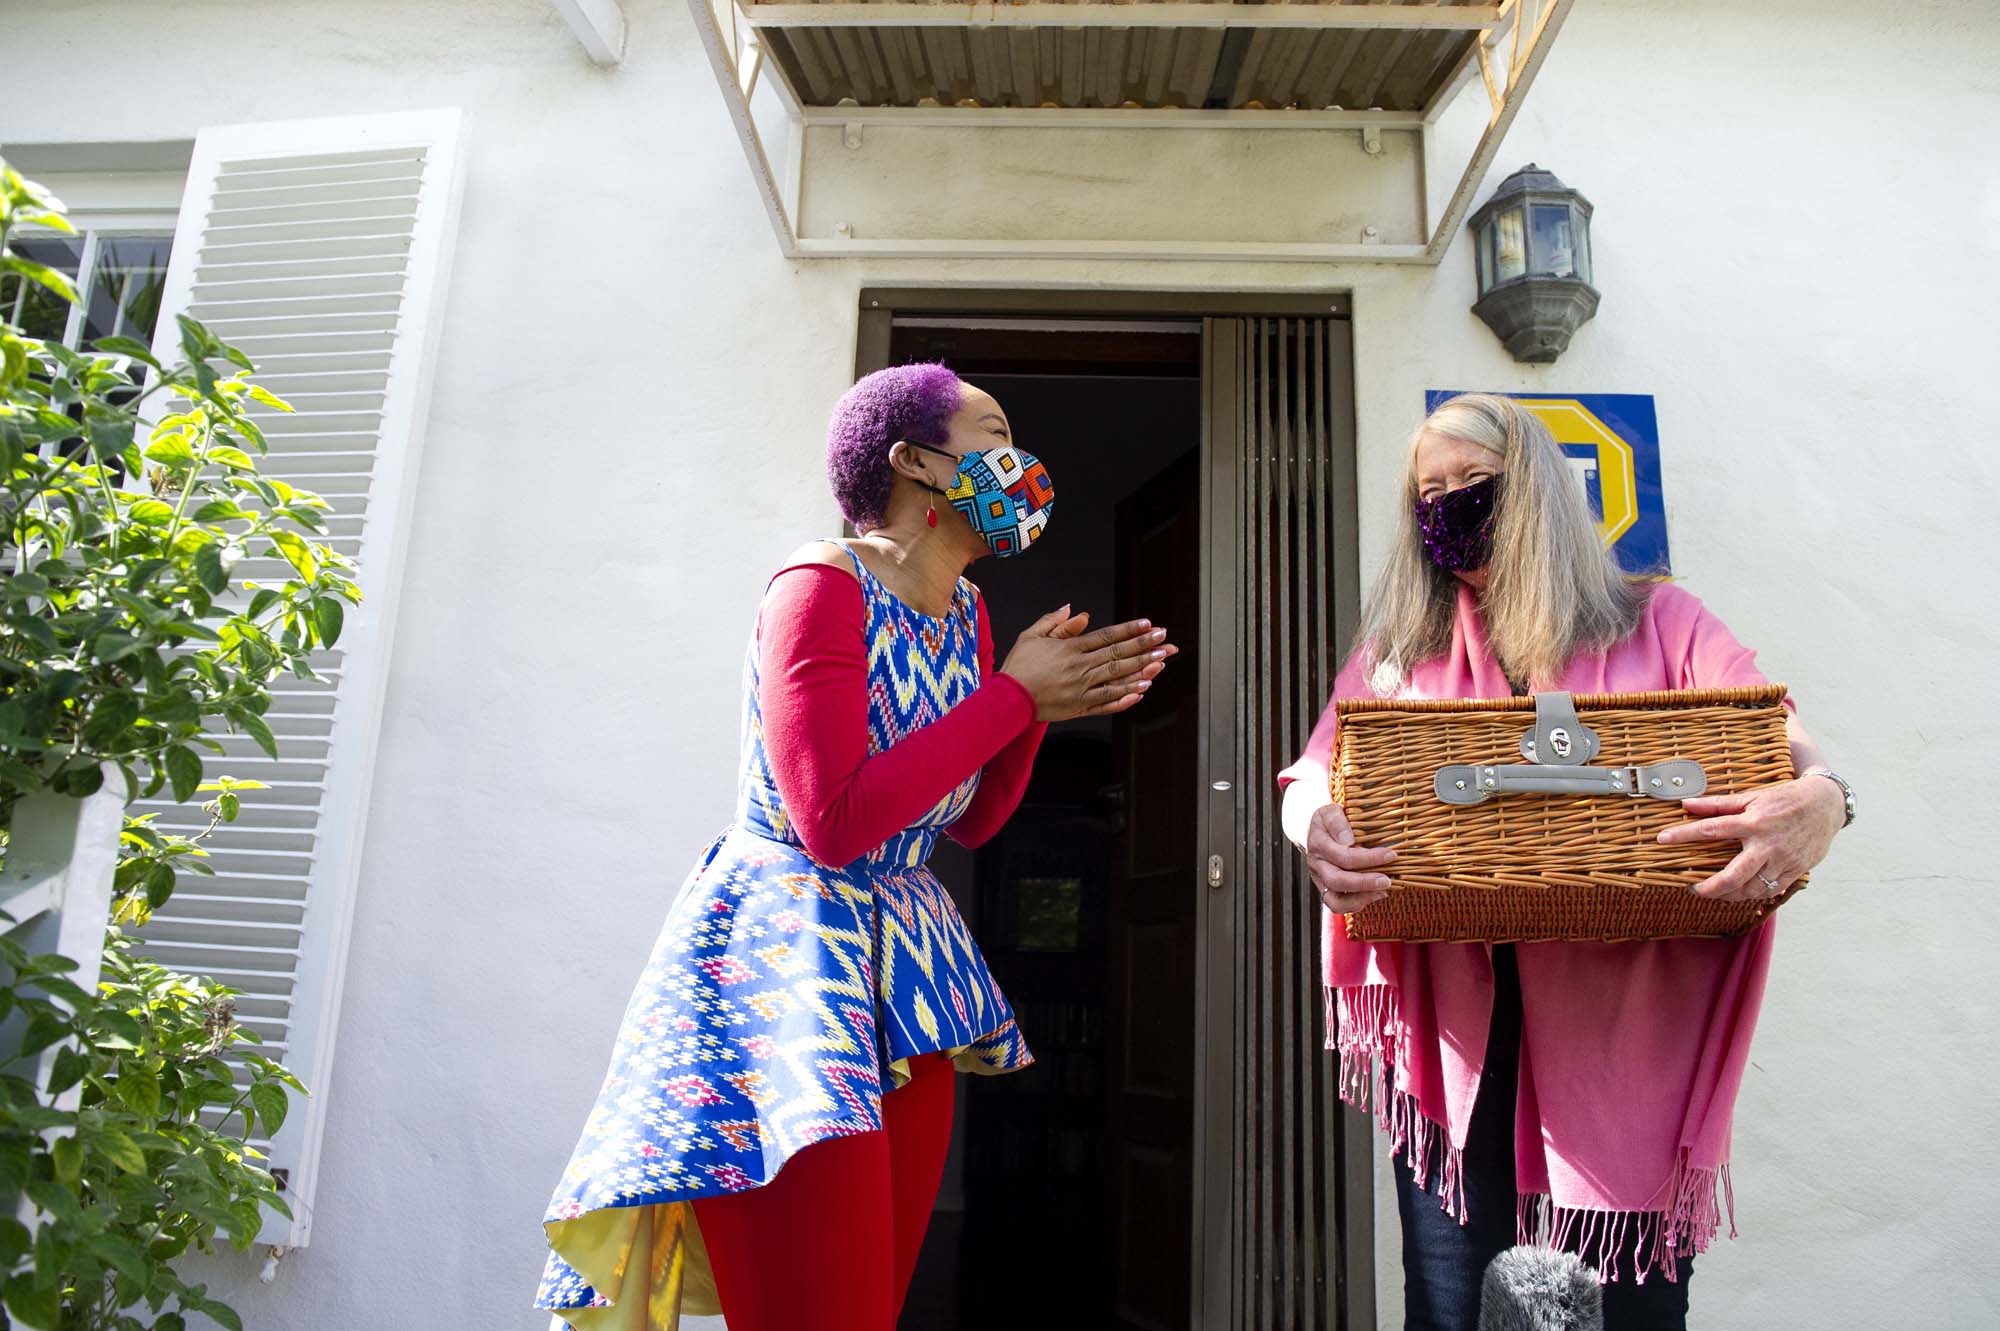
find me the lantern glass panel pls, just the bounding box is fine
[1493,206,1527,283]
[1530,203,1578,278]
[1476,222,1492,292]
[1571,204,1593,284]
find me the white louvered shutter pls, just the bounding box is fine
[131,110,466,1246]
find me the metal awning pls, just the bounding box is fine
[683,0,1577,262]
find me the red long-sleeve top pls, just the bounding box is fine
[756,564,1048,868]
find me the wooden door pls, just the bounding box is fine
[1106,447,1203,1331]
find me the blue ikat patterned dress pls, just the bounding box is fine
[535,547,1033,1331]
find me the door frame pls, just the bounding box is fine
[853,288,1370,1331]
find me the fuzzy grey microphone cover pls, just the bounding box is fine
[1477,1246,1605,1331]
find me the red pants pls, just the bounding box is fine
[691,1052,957,1331]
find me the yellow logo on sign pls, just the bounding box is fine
[1515,398,1638,548]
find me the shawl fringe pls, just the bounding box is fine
[1328,982,1737,1286]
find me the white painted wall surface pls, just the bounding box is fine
[1,0,1996,1327]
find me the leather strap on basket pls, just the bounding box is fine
[1433,690,1709,806]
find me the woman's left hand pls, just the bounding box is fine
[1657,777,1846,901]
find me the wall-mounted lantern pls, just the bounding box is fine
[1469,164,1598,363]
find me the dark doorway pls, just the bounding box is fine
[860,297,1374,1331]
[888,319,1205,1331]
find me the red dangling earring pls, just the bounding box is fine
[927,495,938,528]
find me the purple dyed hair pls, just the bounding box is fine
[825,362,966,533]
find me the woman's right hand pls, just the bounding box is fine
[999,606,1175,723]
[1304,803,1396,914]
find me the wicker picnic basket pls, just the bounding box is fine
[1332,684,1801,944]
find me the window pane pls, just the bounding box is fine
[1572,206,1593,284]
[1,234,84,340]
[83,235,174,348]
[1531,204,1577,279]
[1494,207,1527,283]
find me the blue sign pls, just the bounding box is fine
[1424,390,1671,575]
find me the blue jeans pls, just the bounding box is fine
[1392,945,1695,1331]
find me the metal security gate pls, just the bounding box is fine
[1197,316,1371,1331]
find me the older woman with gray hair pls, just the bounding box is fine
[1278,393,1852,1331]
[536,363,1177,1331]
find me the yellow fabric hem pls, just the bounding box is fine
[544,1201,719,1331]
[888,1042,1032,1090]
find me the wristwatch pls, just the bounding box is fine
[1802,766,1855,828]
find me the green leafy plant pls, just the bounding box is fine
[0,882,301,1331]
[0,158,351,1327]
[1,161,358,873]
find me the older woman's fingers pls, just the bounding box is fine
[1677,792,1756,820]
[1692,848,1770,899]
[1658,810,1755,847]
[1316,886,1389,914]
[1308,830,1396,873]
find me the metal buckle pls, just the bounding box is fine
[1610,766,1647,796]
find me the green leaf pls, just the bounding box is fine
[233,709,278,759]
[88,1233,150,1284]
[94,631,145,664]
[128,498,174,527]
[95,1009,145,1050]
[19,1014,69,1057]
[145,861,177,909]
[5,613,60,651]
[201,1300,245,1331]
[51,1136,83,1186]
[193,542,229,595]
[249,1082,290,1136]
[145,435,198,468]
[165,745,202,802]
[269,529,317,581]
[143,690,201,726]
[310,596,344,647]
[85,406,137,462]
[115,1070,161,1116]
[97,1130,148,1175]
[0,1219,30,1267]
[46,1047,87,1098]
[91,334,162,368]
[54,763,105,797]
[209,446,255,471]
[3,1273,62,1330]
[82,693,142,747]
[245,383,292,412]
[1,252,80,305]
[192,498,247,522]
[24,1178,83,1227]
[218,790,241,821]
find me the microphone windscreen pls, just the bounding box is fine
[1477,1245,1604,1331]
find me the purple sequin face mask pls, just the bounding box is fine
[1414,475,1500,572]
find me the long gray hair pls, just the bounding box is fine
[1357,393,1644,689]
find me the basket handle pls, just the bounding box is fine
[1435,759,1707,805]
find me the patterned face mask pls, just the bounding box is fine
[912,442,1055,558]
[1414,474,1500,572]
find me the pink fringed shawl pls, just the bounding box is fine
[1278,582,1787,1284]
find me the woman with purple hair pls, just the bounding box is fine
[536,362,1177,1331]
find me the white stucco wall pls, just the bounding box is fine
[2,0,1996,1327]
